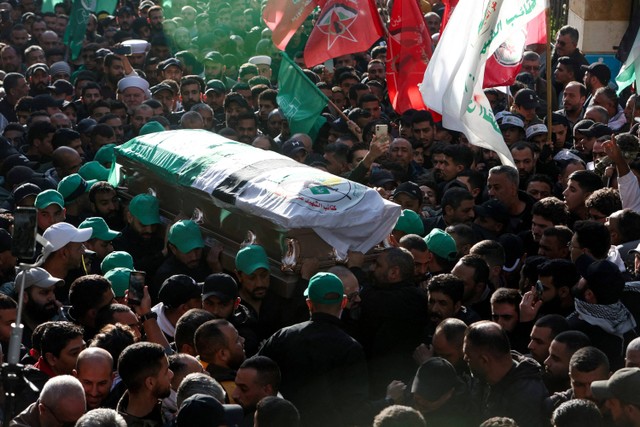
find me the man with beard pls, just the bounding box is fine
[194,319,246,401]
[89,181,125,230]
[234,245,308,343]
[591,368,640,427]
[556,81,587,127]
[545,346,611,416]
[0,73,30,123]
[543,330,591,394]
[202,51,237,90]
[147,5,164,35]
[117,342,174,426]
[522,196,570,257]
[41,222,92,300]
[451,254,492,320]
[432,144,474,189]
[232,356,280,427]
[168,76,204,126]
[536,259,579,318]
[112,194,165,279]
[511,142,537,190]
[426,274,480,335]
[235,111,259,144]
[424,188,475,235]
[152,220,217,300]
[26,63,50,96]
[569,258,637,370]
[223,93,251,130]
[463,321,548,427]
[328,265,361,338]
[15,267,63,349]
[100,54,125,100]
[398,234,431,288]
[358,247,429,394]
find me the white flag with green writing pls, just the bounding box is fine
[420,0,547,167]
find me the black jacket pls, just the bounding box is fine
[259,312,382,427]
[471,352,549,427]
[357,281,429,395]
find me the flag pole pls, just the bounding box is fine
[546,5,553,142]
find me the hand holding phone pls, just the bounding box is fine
[12,207,37,260]
[128,271,146,305]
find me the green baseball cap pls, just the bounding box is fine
[94,144,116,166]
[424,229,458,261]
[394,209,425,236]
[101,250,135,274]
[104,267,132,297]
[79,161,110,181]
[304,272,344,304]
[35,189,65,210]
[128,194,161,225]
[57,173,96,203]
[235,245,269,274]
[79,217,121,241]
[140,121,165,135]
[168,220,205,253]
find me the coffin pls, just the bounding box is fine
[109,130,400,296]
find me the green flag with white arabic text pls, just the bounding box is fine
[276,52,328,141]
[62,0,117,59]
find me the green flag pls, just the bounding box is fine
[616,30,640,95]
[63,0,117,60]
[276,52,328,140]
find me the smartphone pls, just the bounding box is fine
[128,271,146,305]
[112,45,132,56]
[11,207,37,260]
[535,280,544,300]
[375,124,388,138]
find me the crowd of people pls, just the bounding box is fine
[0,0,639,426]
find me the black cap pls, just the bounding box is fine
[158,275,202,308]
[49,79,74,96]
[581,63,611,85]
[411,357,460,401]
[581,259,625,304]
[31,95,63,112]
[12,182,41,204]
[588,123,613,139]
[150,83,175,95]
[116,6,133,16]
[281,139,307,158]
[26,63,49,78]
[369,169,396,187]
[392,181,423,205]
[573,119,595,135]
[76,118,97,134]
[177,394,243,427]
[474,199,509,225]
[6,166,36,188]
[159,58,183,71]
[202,273,239,303]
[514,88,539,109]
[1,154,37,176]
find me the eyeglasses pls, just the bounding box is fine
[346,290,360,302]
[491,314,514,321]
[40,401,76,427]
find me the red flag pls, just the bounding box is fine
[303,0,384,67]
[385,0,433,113]
[263,0,319,50]
[483,11,547,88]
[440,0,459,33]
